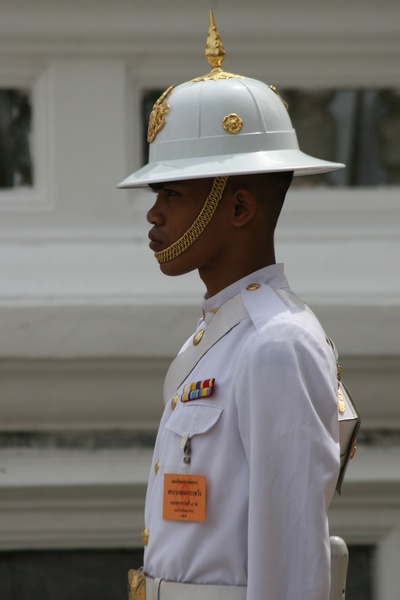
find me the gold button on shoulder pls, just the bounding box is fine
[171,394,179,410]
[193,329,205,345]
[141,527,149,546]
[154,459,160,475]
[246,283,261,291]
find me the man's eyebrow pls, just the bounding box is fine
[148,181,183,192]
[148,183,164,191]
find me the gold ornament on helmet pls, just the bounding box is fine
[117,9,345,190]
[222,113,243,134]
[192,9,245,83]
[269,85,289,110]
[147,85,174,143]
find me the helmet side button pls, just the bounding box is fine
[222,113,243,134]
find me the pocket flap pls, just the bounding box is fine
[165,404,223,438]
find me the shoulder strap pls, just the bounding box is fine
[163,293,248,402]
[163,284,291,402]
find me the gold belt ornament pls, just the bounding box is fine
[127,569,146,600]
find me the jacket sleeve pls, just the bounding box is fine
[236,321,340,600]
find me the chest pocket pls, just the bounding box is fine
[164,404,223,438]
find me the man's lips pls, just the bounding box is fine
[148,229,165,251]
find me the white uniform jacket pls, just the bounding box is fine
[143,264,340,600]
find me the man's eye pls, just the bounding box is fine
[165,188,178,197]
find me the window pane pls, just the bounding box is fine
[347,544,375,600]
[0,549,143,600]
[0,89,33,189]
[284,89,400,187]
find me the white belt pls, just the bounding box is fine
[145,577,246,600]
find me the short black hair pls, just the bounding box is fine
[227,171,294,231]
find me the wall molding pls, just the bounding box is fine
[0,355,398,434]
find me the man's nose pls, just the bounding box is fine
[146,197,165,226]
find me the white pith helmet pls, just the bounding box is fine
[118,10,344,189]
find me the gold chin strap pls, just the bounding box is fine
[154,176,228,264]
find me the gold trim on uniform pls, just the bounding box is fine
[155,459,160,475]
[141,527,149,546]
[338,387,346,413]
[246,283,261,291]
[193,329,205,345]
[171,394,179,410]
[127,569,146,600]
[337,364,346,413]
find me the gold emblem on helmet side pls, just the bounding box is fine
[147,85,174,143]
[222,113,243,134]
[269,85,289,110]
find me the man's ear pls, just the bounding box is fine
[232,189,257,227]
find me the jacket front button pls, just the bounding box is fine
[193,329,205,345]
[141,527,149,546]
[246,283,261,291]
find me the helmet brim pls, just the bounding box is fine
[118,149,344,189]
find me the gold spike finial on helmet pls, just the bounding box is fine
[192,9,245,82]
[205,9,226,71]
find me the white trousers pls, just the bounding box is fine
[145,577,246,600]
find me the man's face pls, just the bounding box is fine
[146,177,229,278]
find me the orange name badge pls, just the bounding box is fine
[163,474,206,522]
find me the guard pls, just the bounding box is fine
[120,10,346,600]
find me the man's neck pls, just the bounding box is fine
[200,258,276,298]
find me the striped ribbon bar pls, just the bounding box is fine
[181,378,215,402]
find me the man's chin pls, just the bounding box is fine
[159,259,194,278]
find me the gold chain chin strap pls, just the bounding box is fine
[154,176,228,264]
